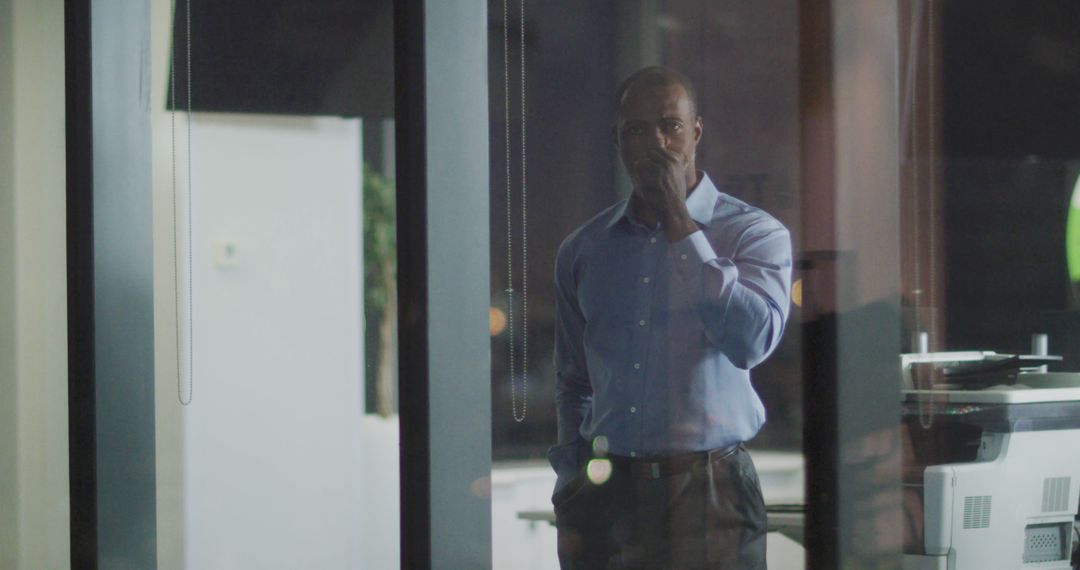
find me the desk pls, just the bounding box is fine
[517,504,805,546]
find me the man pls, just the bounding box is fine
[549,66,792,569]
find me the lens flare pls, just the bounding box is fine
[586,459,613,485]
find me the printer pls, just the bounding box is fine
[902,342,1080,570]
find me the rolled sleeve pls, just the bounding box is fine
[669,224,792,369]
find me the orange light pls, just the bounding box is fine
[489,307,507,336]
[791,278,803,308]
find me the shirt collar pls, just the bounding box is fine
[684,172,720,226]
[606,171,719,230]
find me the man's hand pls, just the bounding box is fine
[633,147,699,242]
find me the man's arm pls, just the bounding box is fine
[549,240,592,479]
[669,220,792,369]
[636,144,791,370]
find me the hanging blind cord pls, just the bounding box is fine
[505,0,528,422]
[172,0,194,405]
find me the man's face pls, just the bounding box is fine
[614,81,703,192]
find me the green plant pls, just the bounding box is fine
[363,165,397,417]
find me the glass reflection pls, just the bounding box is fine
[898,1,1080,569]
[492,1,1080,569]
[548,66,790,568]
[489,3,804,569]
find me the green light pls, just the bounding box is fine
[1067,171,1080,282]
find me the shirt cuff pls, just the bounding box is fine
[671,230,718,265]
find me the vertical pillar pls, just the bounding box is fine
[81,0,158,567]
[396,0,493,568]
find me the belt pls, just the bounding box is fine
[607,444,741,479]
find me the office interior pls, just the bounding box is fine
[3,0,1080,568]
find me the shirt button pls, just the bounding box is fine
[630,406,637,413]
[630,451,637,457]
[680,253,688,260]
[642,276,650,284]
[649,237,657,244]
[633,363,641,370]
[638,319,647,327]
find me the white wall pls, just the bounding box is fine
[150,3,187,564]
[185,114,362,569]
[0,0,71,568]
[0,1,18,564]
[146,2,402,566]
[150,111,401,569]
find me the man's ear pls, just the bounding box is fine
[693,116,703,145]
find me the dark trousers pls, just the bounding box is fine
[554,445,767,570]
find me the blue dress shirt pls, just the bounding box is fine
[549,173,792,490]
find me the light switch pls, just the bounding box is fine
[213,239,239,268]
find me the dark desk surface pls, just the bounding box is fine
[517,504,806,546]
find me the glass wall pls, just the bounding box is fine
[487,2,807,568]
[62,0,1080,568]
[488,1,1080,569]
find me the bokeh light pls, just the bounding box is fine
[489,307,507,336]
[586,458,613,485]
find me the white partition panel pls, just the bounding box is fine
[173,114,397,569]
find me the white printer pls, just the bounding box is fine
[902,344,1080,570]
